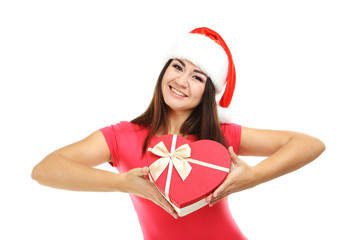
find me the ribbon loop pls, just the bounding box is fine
[148,141,192,181]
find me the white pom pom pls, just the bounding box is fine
[217,103,232,123]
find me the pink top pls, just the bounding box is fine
[101,121,247,240]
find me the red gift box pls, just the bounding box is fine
[146,134,231,217]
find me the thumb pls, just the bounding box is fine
[134,166,150,177]
[228,146,238,159]
[142,166,150,175]
[228,146,240,165]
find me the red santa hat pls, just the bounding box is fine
[164,27,236,123]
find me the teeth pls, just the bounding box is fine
[171,87,186,97]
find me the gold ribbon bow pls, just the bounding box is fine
[148,140,192,181]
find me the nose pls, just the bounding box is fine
[176,74,189,88]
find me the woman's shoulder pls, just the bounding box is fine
[102,121,150,135]
[220,122,242,133]
[220,123,242,149]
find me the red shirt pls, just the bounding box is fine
[101,121,247,240]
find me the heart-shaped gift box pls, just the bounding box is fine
[146,134,231,217]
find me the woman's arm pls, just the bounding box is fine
[207,127,325,206]
[31,130,120,191]
[31,130,178,218]
[239,127,325,185]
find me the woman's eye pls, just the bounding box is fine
[173,64,182,71]
[193,76,204,82]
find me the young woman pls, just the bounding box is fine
[32,27,325,239]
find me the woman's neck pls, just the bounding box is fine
[162,109,191,135]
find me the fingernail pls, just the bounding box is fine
[169,210,177,219]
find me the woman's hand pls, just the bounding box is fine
[206,128,325,207]
[121,167,178,219]
[206,146,257,207]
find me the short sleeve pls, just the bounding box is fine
[100,123,124,168]
[220,123,242,154]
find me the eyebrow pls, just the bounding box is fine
[175,59,208,77]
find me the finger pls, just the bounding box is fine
[130,167,146,177]
[228,146,234,154]
[206,193,213,203]
[150,188,178,219]
[212,189,228,203]
[142,166,150,175]
[156,195,178,219]
[209,199,219,207]
[210,180,233,207]
[209,196,226,207]
[213,179,231,198]
[209,189,231,206]
[211,190,229,203]
[133,166,149,177]
[228,146,239,164]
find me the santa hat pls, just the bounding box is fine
[164,27,236,123]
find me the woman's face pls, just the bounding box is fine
[161,59,208,114]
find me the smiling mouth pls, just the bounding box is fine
[170,86,187,97]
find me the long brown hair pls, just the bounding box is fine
[131,59,227,153]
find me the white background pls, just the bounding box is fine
[1,0,359,239]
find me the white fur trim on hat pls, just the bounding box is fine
[164,33,229,94]
[217,103,232,123]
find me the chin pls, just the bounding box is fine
[164,101,192,113]
[163,96,200,113]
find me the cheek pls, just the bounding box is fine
[161,75,169,90]
[161,71,172,88]
[194,84,206,99]
[161,79,166,92]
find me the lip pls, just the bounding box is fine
[169,86,188,98]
